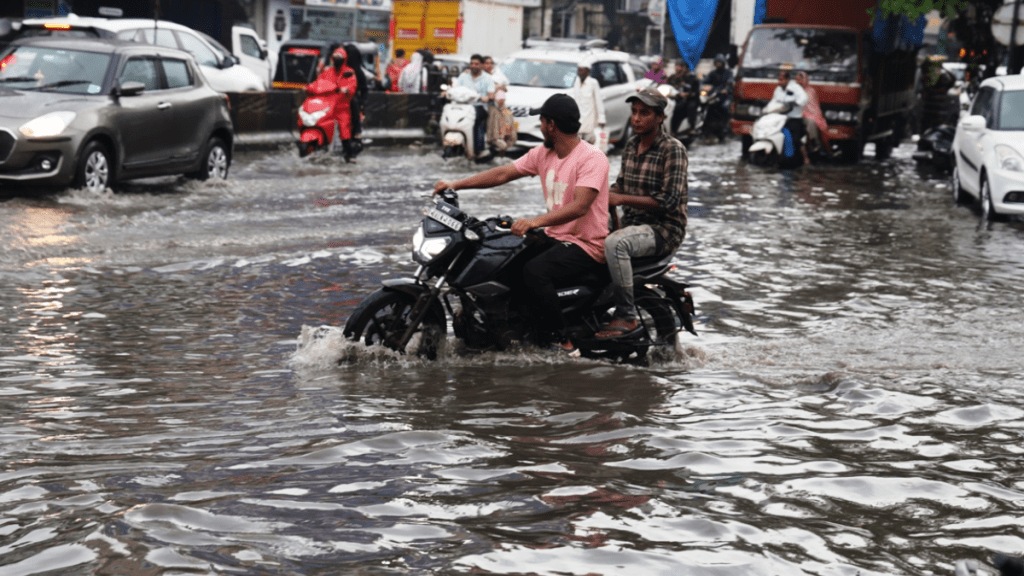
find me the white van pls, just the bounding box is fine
[20,15,267,92]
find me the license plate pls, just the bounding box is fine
[428,207,462,231]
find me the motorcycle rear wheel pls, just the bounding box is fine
[343,289,446,359]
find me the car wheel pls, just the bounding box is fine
[980,175,1000,221]
[75,140,113,193]
[189,137,230,181]
[951,166,969,205]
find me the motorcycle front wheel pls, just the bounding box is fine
[343,289,447,359]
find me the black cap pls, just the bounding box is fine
[626,87,668,113]
[529,93,581,134]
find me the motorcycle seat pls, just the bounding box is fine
[632,253,674,276]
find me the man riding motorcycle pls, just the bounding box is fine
[703,54,733,140]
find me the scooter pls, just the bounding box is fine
[439,84,482,161]
[745,102,805,169]
[343,189,696,364]
[912,124,955,172]
[297,77,338,157]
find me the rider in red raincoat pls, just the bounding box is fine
[307,47,359,162]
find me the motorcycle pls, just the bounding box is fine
[745,102,805,169]
[702,83,732,141]
[343,189,697,363]
[439,84,482,161]
[669,84,718,147]
[297,77,338,157]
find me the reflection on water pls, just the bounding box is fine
[1,143,1023,575]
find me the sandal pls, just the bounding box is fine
[594,318,640,340]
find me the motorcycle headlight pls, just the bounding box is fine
[20,111,76,138]
[995,144,1024,172]
[412,227,450,262]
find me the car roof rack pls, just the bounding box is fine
[522,36,608,51]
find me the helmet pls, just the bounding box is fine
[332,47,347,61]
[714,54,727,65]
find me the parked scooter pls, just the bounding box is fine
[912,124,955,172]
[745,102,804,168]
[439,84,483,161]
[297,77,338,157]
[343,189,696,364]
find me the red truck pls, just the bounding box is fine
[731,0,919,162]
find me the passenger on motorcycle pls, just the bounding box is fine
[769,69,809,164]
[667,59,699,136]
[434,93,610,353]
[454,54,496,159]
[595,87,688,340]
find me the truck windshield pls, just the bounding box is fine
[740,27,859,83]
[501,58,577,88]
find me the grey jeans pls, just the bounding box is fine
[605,224,658,321]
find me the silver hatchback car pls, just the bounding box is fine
[0,36,233,193]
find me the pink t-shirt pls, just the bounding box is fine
[513,141,609,262]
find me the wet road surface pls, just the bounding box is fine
[1,140,1023,575]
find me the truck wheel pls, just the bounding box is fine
[741,135,753,160]
[836,140,863,164]
[875,136,894,160]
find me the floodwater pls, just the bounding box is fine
[1,141,1023,575]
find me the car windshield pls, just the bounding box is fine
[0,45,111,94]
[500,58,577,88]
[740,27,859,83]
[998,90,1024,130]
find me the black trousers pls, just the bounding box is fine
[670,98,698,134]
[522,234,604,341]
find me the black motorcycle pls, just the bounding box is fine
[343,190,696,363]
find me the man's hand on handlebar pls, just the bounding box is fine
[511,217,538,237]
[433,181,455,195]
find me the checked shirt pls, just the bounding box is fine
[613,127,688,253]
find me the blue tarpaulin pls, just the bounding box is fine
[754,0,767,25]
[668,0,719,70]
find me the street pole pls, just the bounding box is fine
[1011,0,1023,74]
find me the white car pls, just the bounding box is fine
[19,15,267,92]
[499,39,656,150]
[951,75,1024,221]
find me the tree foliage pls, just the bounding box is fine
[875,0,969,20]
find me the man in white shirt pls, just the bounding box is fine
[456,54,496,158]
[768,69,809,162]
[572,60,606,146]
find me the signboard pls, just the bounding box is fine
[647,0,664,25]
[992,1,1024,46]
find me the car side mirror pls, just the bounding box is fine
[221,55,235,69]
[114,80,146,97]
[961,114,986,132]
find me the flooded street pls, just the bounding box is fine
[2,140,1023,575]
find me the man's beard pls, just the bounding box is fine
[543,137,554,149]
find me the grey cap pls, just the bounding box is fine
[626,87,668,113]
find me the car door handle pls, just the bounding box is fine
[158,102,172,110]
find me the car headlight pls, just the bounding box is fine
[412,227,450,262]
[20,111,76,138]
[995,144,1024,172]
